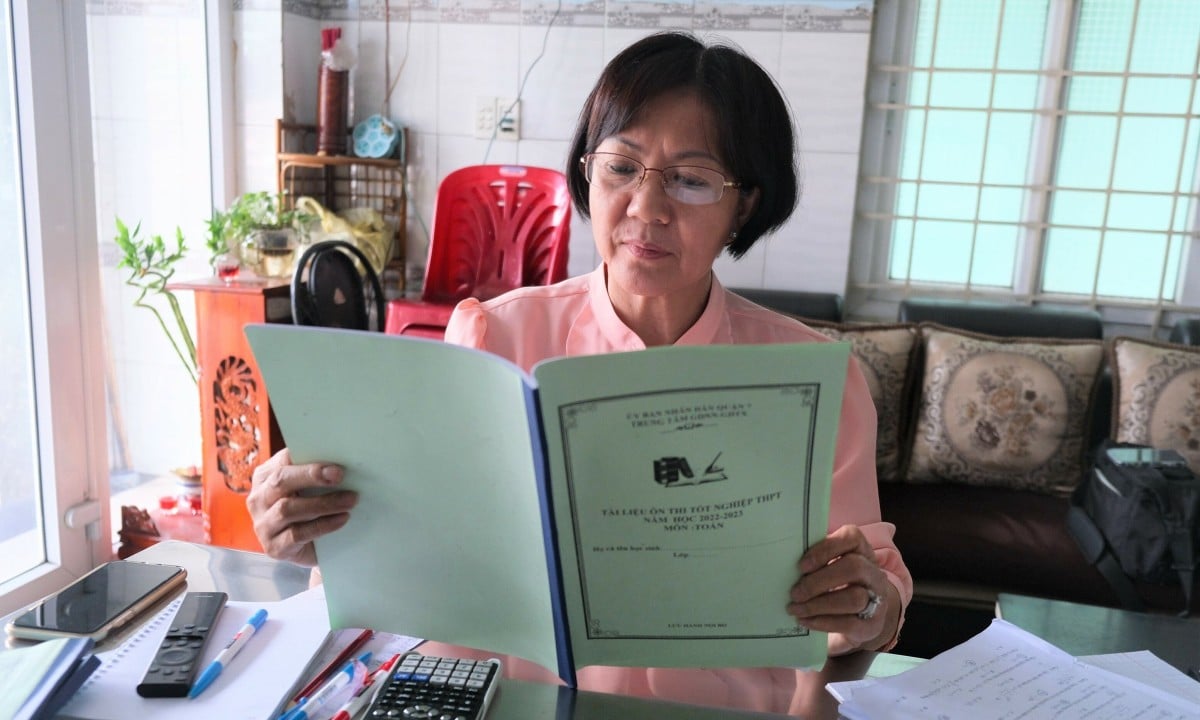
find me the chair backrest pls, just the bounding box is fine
[291,240,385,331]
[422,165,571,305]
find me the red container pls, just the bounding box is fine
[316,66,349,155]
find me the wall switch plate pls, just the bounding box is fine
[474,97,520,141]
[474,96,497,139]
[495,98,520,141]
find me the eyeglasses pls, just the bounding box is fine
[580,152,741,206]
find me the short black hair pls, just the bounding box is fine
[567,31,799,258]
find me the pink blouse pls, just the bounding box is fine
[439,266,913,709]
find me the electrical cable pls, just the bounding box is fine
[482,0,562,163]
[382,0,413,114]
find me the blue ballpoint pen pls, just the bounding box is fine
[280,651,371,720]
[188,608,269,699]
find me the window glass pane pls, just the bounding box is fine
[1174,190,1195,233]
[1128,0,1200,74]
[1063,76,1124,114]
[1164,233,1184,301]
[970,223,1019,287]
[992,74,1040,110]
[1096,230,1168,299]
[995,0,1050,70]
[907,219,975,284]
[1107,191,1173,232]
[908,71,930,105]
[889,219,915,280]
[983,112,1035,185]
[911,0,938,67]
[897,108,927,182]
[917,182,978,221]
[922,109,987,183]
[978,186,1024,222]
[896,181,918,217]
[1042,227,1100,295]
[929,71,993,108]
[931,0,1002,69]
[1113,117,1185,193]
[1049,189,1107,228]
[0,2,44,583]
[1055,115,1117,189]
[1074,0,1135,73]
[1124,77,1192,116]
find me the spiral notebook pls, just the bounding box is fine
[57,587,332,720]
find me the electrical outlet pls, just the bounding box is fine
[474,96,497,139]
[496,98,520,141]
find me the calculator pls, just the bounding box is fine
[363,652,501,720]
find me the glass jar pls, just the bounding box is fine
[242,228,300,278]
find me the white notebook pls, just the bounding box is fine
[58,587,331,720]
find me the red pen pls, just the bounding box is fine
[329,653,401,720]
[291,628,374,705]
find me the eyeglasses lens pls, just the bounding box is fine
[584,153,728,205]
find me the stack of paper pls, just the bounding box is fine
[0,636,100,720]
[827,619,1200,719]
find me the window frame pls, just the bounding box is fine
[849,0,1200,333]
[0,0,109,617]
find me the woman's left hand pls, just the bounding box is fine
[787,524,897,652]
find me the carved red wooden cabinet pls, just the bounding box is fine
[171,277,291,551]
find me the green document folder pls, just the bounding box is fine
[246,324,849,686]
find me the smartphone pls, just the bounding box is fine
[1105,447,1188,469]
[5,560,187,642]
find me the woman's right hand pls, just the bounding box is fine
[246,448,358,566]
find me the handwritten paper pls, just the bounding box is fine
[1079,650,1200,706]
[830,619,1200,720]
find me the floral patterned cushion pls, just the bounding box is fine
[906,325,1104,495]
[1110,336,1200,473]
[808,322,919,481]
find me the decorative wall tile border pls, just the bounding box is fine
[86,0,204,18]
[522,1,606,28]
[226,0,876,33]
[606,1,693,29]
[695,2,785,32]
[784,2,872,33]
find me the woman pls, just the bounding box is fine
[248,31,911,706]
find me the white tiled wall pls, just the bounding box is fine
[88,3,213,477]
[252,0,876,294]
[88,0,875,477]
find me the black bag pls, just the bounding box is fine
[1067,440,1200,616]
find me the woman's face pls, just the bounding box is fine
[588,90,753,308]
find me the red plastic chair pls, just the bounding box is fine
[385,164,572,338]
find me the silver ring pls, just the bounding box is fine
[857,589,881,620]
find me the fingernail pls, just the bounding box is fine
[321,465,343,483]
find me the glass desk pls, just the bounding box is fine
[127,541,920,719]
[997,592,1200,675]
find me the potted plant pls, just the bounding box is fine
[207,191,312,279]
[113,217,198,384]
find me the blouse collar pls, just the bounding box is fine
[568,265,732,353]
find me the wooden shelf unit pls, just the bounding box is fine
[275,119,408,290]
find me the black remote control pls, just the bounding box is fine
[364,652,501,720]
[136,590,227,697]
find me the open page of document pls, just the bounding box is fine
[247,326,562,675]
[830,619,1200,720]
[535,342,846,671]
